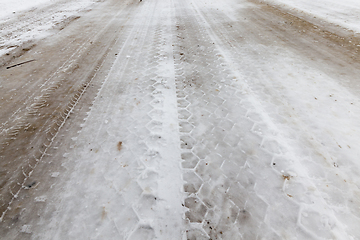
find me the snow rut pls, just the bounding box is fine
[14,0,184,239]
[174,2,279,238]
[0,0,134,223]
[174,0,360,238]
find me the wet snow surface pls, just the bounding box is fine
[1,0,360,239]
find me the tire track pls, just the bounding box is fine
[1,0,183,238]
[176,0,360,238]
[173,1,279,238]
[0,0,136,221]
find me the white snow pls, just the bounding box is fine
[34,196,47,202]
[19,225,32,234]
[0,0,98,57]
[0,0,96,19]
[263,0,360,33]
[0,0,52,18]
[50,172,60,178]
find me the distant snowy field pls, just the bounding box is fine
[265,0,360,33]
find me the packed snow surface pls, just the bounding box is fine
[0,0,360,239]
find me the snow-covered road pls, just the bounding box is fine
[1,0,360,239]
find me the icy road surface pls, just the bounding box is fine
[1,0,360,239]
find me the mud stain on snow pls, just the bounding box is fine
[101,206,107,221]
[117,141,123,151]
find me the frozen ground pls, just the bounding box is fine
[1,0,360,239]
